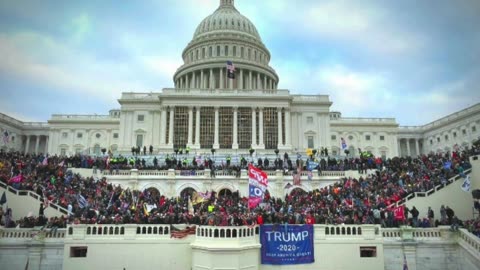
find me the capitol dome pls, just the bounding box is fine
[192,0,262,43]
[173,0,279,91]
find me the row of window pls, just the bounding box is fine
[429,125,477,145]
[186,44,268,65]
[330,135,385,141]
[61,132,119,139]
[200,16,255,36]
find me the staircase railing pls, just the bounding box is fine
[0,181,69,215]
[388,168,472,208]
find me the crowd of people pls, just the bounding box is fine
[0,145,479,239]
[55,149,410,173]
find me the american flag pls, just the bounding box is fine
[2,130,9,145]
[341,137,347,150]
[226,60,235,79]
[171,225,196,239]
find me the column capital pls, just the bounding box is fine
[214,106,220,110]
[188,106,194,111]
[232,106,238,111]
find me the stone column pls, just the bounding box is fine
[200,70,204,89]
[160,107,167,146]
[297,112,303,148]
[45,136,49,154]
[25,135,31,154]
[285,108,291,148]
[180,77,183,89]
[220,68,224,89]
[264,75,267,90]
[232,106,239,149]
[257,73,261,89]
[251,107,257,147]
[269,79,272,90]
[213,106,220,149]
[194,107,201,149]
[34,136,40,154]
[397,139,402,157]
[210,69,214,89]
[277,108,283,148]
[192,72,196,88]
[187,106,193,146]
[406,139,411,157]
[415,139,420,157]
[239,69,244,89]
[168,106,174,147]
[258,107,265,149]
[249,70,252,89]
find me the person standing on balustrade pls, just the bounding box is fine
[428,206,434,226]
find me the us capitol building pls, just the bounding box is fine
[1,0,479,158]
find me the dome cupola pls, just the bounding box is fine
[173,0,279,91]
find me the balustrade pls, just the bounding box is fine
[195,226,257,239]
[458,228,480,255]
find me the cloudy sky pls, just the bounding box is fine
[0,0,479,125]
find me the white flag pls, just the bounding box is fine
[461,175,471,192]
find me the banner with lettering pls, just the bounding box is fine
[260,224,314,265]
[248,164,268,209]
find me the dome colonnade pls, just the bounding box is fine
[173,0,279,91]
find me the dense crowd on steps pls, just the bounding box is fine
[0,145,478,239]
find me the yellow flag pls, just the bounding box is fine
[143,203,149,216]
[188,197,194,215]
[191,192,206,205]
[306,148,313,156]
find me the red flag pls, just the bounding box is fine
[248,164,268,209]
[394,205,405,221]
[8,174,24,184]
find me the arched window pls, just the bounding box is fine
[225,45,228,56]
[209,46,212,57]
[233,46,237,57]
[218,189,232,197]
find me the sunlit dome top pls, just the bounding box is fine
[192,0,262,42]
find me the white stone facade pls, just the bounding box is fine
[1,0,478,158]
[1,225,479,270]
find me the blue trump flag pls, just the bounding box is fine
[260,224,314,265]
[306,161,318,171]
[443,161,452,170]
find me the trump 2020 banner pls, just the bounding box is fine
[260,224,314,265]
[248,164,268,209]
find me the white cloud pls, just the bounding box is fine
[256,0,426,56]
[143,56,182,79]
[0,31,174,104]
